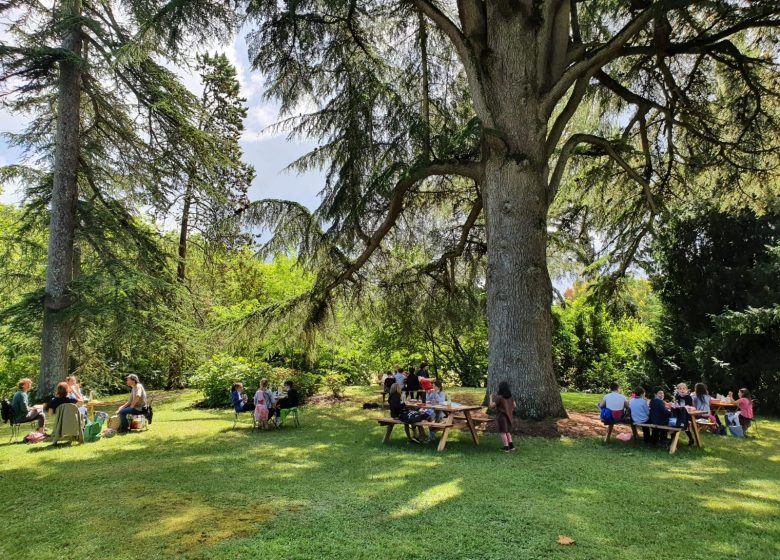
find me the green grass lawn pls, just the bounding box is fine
[1,388,778,560]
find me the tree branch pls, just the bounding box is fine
[410,0,470,65]
[541,4,664,116]
[548,134,658,215]
[419,196,483,275]
[319,159,483,299]
[545,75,589,157]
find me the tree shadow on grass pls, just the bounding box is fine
[1,400,779,560]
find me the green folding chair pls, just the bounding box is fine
[278,407,301,428]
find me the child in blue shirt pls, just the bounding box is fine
[629,386,651,443]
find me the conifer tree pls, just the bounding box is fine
[0,0,239,395]
[242,0,780,417]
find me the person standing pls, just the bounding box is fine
[417,362,430,379]
[116,374,147,433]
[11,378,46,433]
[490,381,516,452]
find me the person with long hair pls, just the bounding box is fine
[490,381,516,452]
[736,388,754,433]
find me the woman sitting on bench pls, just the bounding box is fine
[387,383,423,444]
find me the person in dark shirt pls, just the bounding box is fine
[417,362,430,379]
[387,383,418,443]
[649,387,671,444]
[274,380,299,425]
[404,368,422,401]
[674,383,694,407]
[47,382,79,413]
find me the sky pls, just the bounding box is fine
[0,31,325,213]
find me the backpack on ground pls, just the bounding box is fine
[84,420,103,442]
[1,399,11,423]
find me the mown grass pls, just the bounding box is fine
[1,387,778,560]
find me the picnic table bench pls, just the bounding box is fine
[604,409,709,454]
[376,402,483,451]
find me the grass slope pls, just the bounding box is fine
[0,388,777,560]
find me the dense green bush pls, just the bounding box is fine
[191,354,320,407]
[552,280,656,393]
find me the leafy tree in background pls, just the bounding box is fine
[242,0,780,417]
[175,52,254,285]
[0,0,238,395]
[651,206,780,412]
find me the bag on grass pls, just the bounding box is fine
[83,421,102,443]
[23,431,46,443]
[107,415,121,431]
[130,416,147,430]
[728,424,745,438]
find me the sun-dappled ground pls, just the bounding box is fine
[1,387,778,560]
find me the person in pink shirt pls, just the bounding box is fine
[736,388,754,433]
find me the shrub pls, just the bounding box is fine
[191,355,320,408]
[191,355,271,407]
[324,372,346,398]
[267,367,321,399]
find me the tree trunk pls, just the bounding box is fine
[177,183,192,283]
[40,0,83,398]
[482,157,567,419]
[473,13,567,418]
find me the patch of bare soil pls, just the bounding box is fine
[483,411,631,439]
[306,393,354,407]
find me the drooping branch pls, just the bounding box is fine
[317,159,483,302]
[410,0,469,65]
[419,195,483,276]
[549,134,658,215]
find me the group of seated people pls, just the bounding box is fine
[380,362,433,402]
[599,381,755,445]
[10,373,148,435]
[385,374,447,444]
[231,379,299,429]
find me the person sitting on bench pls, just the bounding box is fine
[231,382,254,414]
[11,378,46,434]
[649,387,672,444]
[599,381,628,422]
[274,380,299,426]
[387,383,421,443]
[629,387,651,444]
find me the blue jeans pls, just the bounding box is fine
[119,406,144,431]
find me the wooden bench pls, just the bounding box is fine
[377,417,453,451]
[634,423,686,454]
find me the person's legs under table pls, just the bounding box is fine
[118,406,142,432]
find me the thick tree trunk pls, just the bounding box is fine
[40,0,83,398]
[474,11,566,418]
[482,158,567,419]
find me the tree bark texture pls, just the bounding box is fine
[177,183,192,283]
[40,0,83,397]
[472,10,567,418]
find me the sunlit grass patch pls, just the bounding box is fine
[0,389,778,560]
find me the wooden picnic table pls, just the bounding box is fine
[629,408,709,454]
[377,401,483,451]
